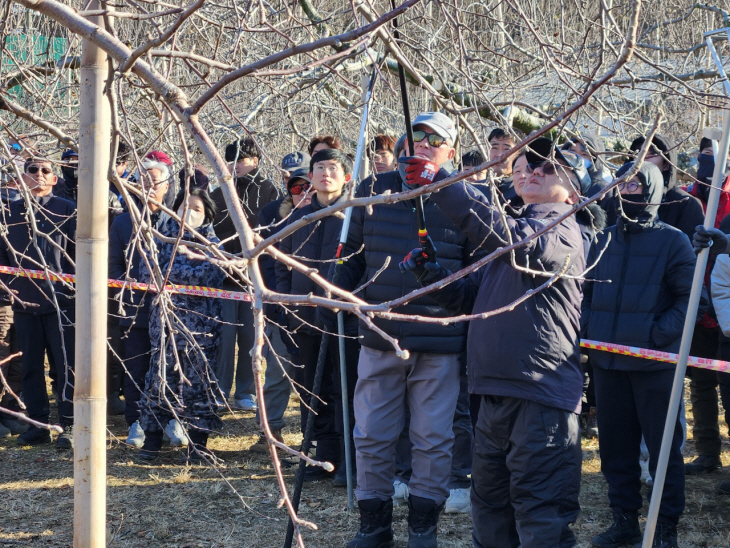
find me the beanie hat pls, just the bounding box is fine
[143,150,172,180]
[700,137,715,153]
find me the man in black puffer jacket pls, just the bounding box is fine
[277,151,359,483]
[605,135,703,242]
[582,162,695,548]
[401,140,589,548]
[0,158,76,449]
[330,112,482,548]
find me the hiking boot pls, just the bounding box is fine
[164,419,188,447]
[107,392,125,416]
[718,481,730,495]
[632,517,678,548]
[56,425,74,450]
[591,511,641,547]
[138,430,164,461]
[346,498,395,548]
[684,454,721,475]
[0,421,10,438]
[249,429,284,454]
[1,416,29,435]
[393,479,409,506]
[445,487,471,514]
[17,425,52,446]
[126,421,145,448]
[407,495,443,548]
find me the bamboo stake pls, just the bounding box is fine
[74,3,111,546]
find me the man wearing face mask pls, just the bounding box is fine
[582,162,696,548]
[682,137,730,477]
[211,138,280,412]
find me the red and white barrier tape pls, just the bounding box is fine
[0,264,252,302]
[580,339,730,373]
[1,264,728,370]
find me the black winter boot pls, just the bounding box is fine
[632,517,678,548]
[591,511,641,547]
[407,495,443,548]
[185,431,211,464]
[346,498,395,548]
[138,430,164,461]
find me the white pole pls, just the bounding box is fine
[74,4,111,547]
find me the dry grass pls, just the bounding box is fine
[0,383,729,547]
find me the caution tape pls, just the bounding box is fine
[0,264,252,302]
[580,339,730,373]
[2,264,729,369]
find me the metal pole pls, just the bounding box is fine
[74,3,111,547]
[284,334,330,548]
[641,102,730,548]
[335,65,377,511]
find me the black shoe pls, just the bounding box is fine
[631,517,678,548]
[685,454,722,475]
[303,465,336,482]
[407,495,443,548]
[56,425,74,450]
[1,416,29,435]
[107,392,126,416]
[17,425,52,446]
[719,481,730,495]
[346,498,395,548]
[333,462,356,487]
[138,430,164,461]
[591,511,641,547]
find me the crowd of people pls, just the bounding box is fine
[1,113,730,548]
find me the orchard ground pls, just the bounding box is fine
[1,379,729,547]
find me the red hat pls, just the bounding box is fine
[145,150,172,166]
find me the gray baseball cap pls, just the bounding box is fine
[412,112,458,143]
[281,151,311,171]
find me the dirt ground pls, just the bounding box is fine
[1,380,729,548]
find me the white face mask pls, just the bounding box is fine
[177,208,205,229]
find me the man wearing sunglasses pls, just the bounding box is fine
[329,112,485,548]
[0,158,77,449]
[400,137,589,548]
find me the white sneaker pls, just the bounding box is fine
[640,456,653,486]
[164,419,188,447]
[233,395,257,411]
[393,479,409,506]
[126,421,145,448]
[445,487,471,514]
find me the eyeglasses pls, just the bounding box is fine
[26,166,52,175]
[290,182,310,196]
[618,181,643,193]
[412,130,447,148]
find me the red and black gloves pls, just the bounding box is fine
[399,246,442,283]
[399,156,446,187]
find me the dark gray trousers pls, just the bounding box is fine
[471,395,581,548]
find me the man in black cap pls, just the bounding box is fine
[400,137,589,548]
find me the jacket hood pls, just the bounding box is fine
[629,133,677,190]
[278,194,294,220]
[615,162,664,227]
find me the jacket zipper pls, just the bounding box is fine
[608,232,631,369]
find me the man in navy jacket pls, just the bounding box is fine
[402,138,588,548]
[0,157,76,449]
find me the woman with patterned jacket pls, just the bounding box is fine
[138,187,227,462]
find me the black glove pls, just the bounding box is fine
[317,306,338,333]
[692,225,729,255]
[399,247,443,283]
